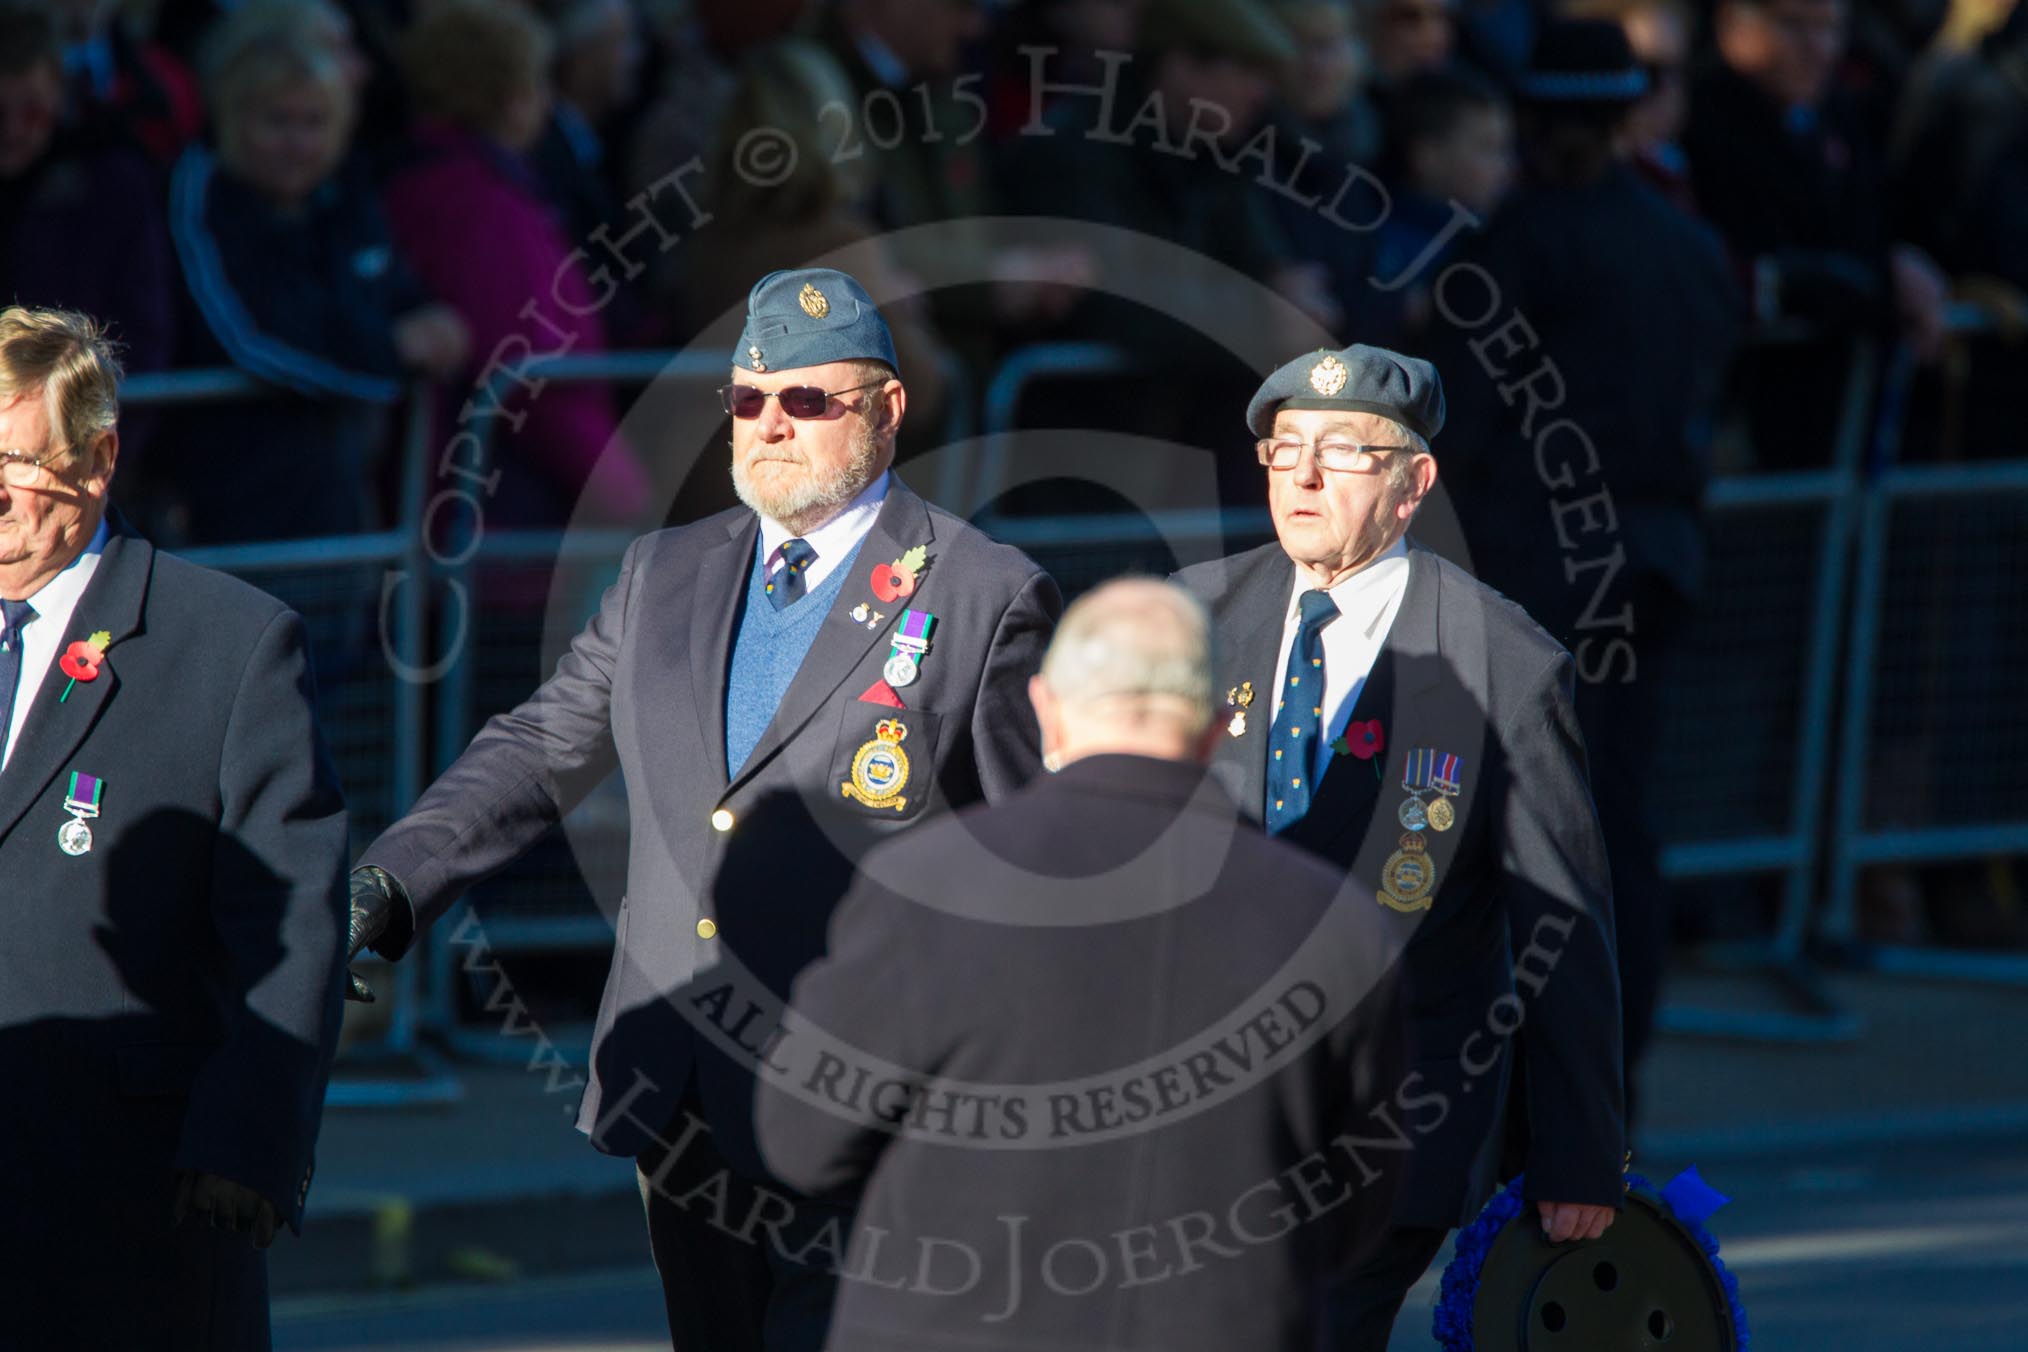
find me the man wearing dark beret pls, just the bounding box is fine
[343,268,1063,1351]
[1175,344,1625,1350]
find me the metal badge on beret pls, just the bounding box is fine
[735,268,899,374]
[1245,342,1447,440]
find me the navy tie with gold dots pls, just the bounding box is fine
[765,537,817,610]
[1266,588,1338,834]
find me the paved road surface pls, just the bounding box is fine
[276,1136,2028,1352]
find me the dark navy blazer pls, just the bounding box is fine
[361,478,1061,1177]
[0,520,350,1347]
[1177,539,1625,1228]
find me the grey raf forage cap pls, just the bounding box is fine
[1245,344,1446,443]
[734,268,899,376]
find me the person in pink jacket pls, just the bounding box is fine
[382,0,650,526]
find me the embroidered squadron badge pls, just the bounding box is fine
[1309,353,1349,396]
[798,283,830,318]
[1379,835,1436,912]
[843,718,911,811]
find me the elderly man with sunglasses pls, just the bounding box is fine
[1174,344,1625,1351]
[343,268,1061,1352]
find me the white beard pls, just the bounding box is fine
[731,420,881,529]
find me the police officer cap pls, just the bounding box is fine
[735,267,898,376]
[1246,344,1446,443]
[1140,0,1294,68]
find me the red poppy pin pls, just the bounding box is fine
[1332,719,1385,760]
[58,630,111,702]
[870,544,930,604]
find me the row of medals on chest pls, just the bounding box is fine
[1383,768,1456,910]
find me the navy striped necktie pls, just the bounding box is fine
[0,597,38,761]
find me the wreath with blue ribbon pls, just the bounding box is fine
[1433,1167,1750,1351]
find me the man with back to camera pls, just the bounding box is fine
[1174,343,1626,1350]
[342,267,1062,1351]
[756,576,1414,1350]
[0,305,349,1350]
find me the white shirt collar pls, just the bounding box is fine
[757,471,891,588]
[2,516,109,772]
[19,515,110,616]
[1266,534,1414,782]
[1285,535,1411,632]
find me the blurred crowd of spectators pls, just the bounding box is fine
[5,0,2016,972]
[3,0,2024,547]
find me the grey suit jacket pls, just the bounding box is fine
[1175,539,1624,1228]
[362,478,1061,1169]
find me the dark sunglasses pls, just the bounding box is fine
[718,380,885,420]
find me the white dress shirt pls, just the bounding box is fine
[758,471,891,594]
[2,516,110,772]
[1269,535,1412,780]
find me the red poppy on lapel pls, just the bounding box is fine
[871,544,931,604]
[58,630,112,701]
[59,642,104,682]
[1335,719,1384,760]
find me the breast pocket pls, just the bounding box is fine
[830,705,943,821]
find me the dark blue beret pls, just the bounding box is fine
[1245,344,1446,444]
[735,268,898,376]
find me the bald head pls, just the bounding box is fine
[1030,579,1219,768]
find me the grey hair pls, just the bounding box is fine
[1390,426,1432,490]
[1040,578,1215,735]
[0,306,122,464]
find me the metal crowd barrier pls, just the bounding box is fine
[120,308,2026,1074]
[119,370,460,1106]
[1645,336,1881,1043]
[1813,307,2028,985]
[1825,456,2028,982]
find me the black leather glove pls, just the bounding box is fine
[344,866,403,1003]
